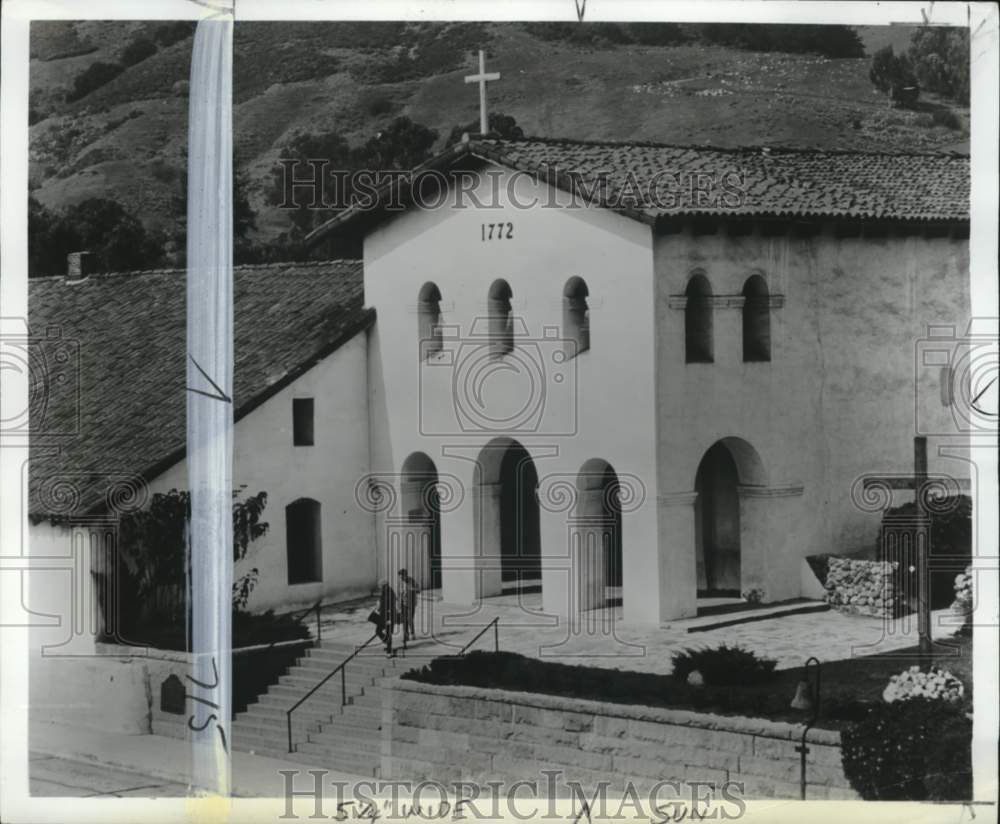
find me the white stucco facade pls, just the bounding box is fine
[363,164,971,624]
[27,161,972,640]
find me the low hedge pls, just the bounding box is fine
[109,608,311,651]
[402,651,865,726]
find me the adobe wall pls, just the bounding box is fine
[652,227,971,615]
[148,331,375,611]
[365,164,666,623]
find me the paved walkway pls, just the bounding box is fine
[317,592,963,674]
[30,720,364,798]
[30,753,189,797]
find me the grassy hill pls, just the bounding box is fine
[29,21,969,261]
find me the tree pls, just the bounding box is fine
[908,27,969,105]
[446,111,524,146]
[267,117,439,249]
[114,488,270,626]
[65,198,166,272]
[66,61,125,102]
[121,37,157,67]
[869,45,920,108]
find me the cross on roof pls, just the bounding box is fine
[464,49,500,136]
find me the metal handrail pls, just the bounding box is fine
[458,617,500,656]
[286,632,379,753]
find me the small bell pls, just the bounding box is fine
[790,680,814,711]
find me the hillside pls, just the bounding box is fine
[28,21,969,262]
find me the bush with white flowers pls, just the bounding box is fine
[882,665,964,704]
[953,566,973,612]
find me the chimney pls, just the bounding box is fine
[66,251,98,283]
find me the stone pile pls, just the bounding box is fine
[824,557,897,618]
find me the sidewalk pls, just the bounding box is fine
[30,720,367,798]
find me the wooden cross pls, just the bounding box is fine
[863,436,933,663]
[464,49,500,136]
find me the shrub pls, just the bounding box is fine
[841,698,971,800]
[932,108,962,130]
[66,61,125,102]
[670,643,777,686]
[882,666,964,703]
[121,37,157,67]
[878,494,971,610]
[153,21,195,47]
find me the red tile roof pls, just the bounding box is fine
[28,260,371,518]
[307,137,970,245]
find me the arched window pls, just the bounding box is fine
[418,282,442,359]
[685,274,713,363]
[742,275,771,362]
[286,498,322,584]
[563,277,590,357]
[488,279,514,357]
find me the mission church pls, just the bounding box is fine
[26,79,971,642]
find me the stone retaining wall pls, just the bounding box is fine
[382,678,858,800]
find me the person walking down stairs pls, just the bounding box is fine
[397,568,420,649]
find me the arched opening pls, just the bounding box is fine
[418,281,443,360]
[286,498,322,584]
[487,279,514,357]
[742,275,771,362]
[576,458,623,608]
[475,438,540,594]
[694,438,765,596]
[563,277,590,357]
[685,274,714,364]
[400,452,442,589]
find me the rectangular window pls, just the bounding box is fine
[293,398,314,446]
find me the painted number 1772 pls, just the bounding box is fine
[481,222,514,241]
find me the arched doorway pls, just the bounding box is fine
[475,438,540,594]
[694,438,765,596]
[400,452,441,589]
[576,458,623,608]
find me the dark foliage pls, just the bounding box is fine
[870,45,920,108]
[402,650,819,723]
[878,494,972,610]
[624,23,688,46]
[446,112,524,145]
[95,488,274,650]
[908,27,969,105]
[841,698,972,800]
[670,644,778,686]
[931,108,962,130]
[27,196,166,277]
[266,116,438,248]
[121,37,158,67]
[66,61,125,103]
[521,22,862,57]
[695,23,864,58]
[153,21,196,48]
[522,22,634,47]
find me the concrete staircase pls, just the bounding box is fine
[231,640,397,777]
